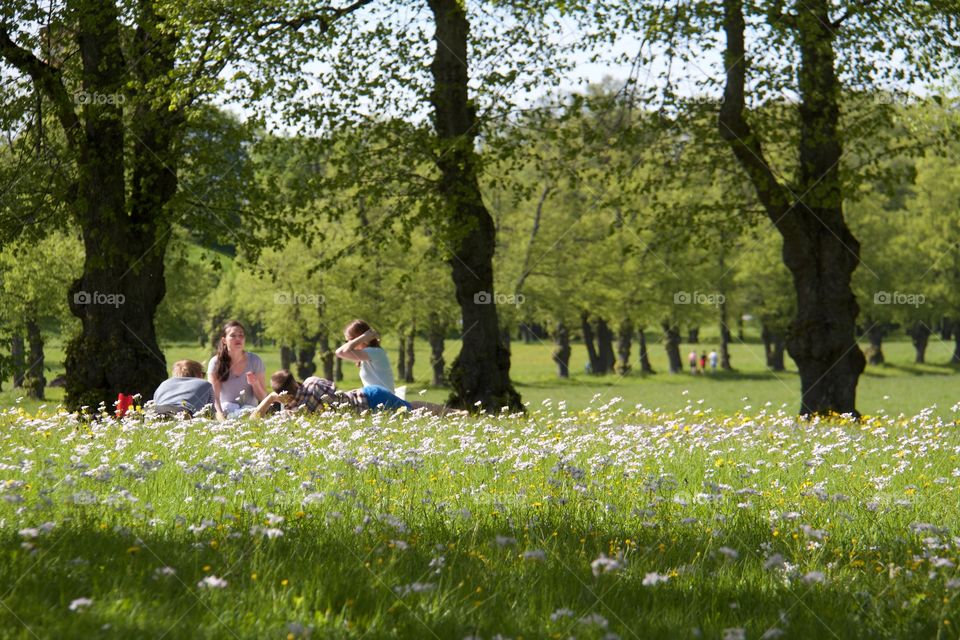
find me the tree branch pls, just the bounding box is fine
[253,0,375,43]
[514,184,551,295]
[830,0,882,30]
[0,28,81,150]
[718,0,795,235]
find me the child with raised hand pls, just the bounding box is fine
[335,319,395,392]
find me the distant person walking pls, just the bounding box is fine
[699,352,707,373]
[709,350,719,372]
[688,350,698,375]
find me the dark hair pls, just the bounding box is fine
[344,319,380,348]
[215,321,245,382]
[271,369,299,395]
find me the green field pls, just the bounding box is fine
[3,330,959,418]
[1,402,959,638]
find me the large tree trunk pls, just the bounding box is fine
[335,358,343,382]
[952,320,960,364]
[719,288,733,371]
[687,327,700,344]
[907,321,931,364]
[57,1,180,410]
[662,321,682,373]
[404,324,415,383]
[11,334,25,388]
[863,320,885,365]
[318,331,335,380]
[581,311,600,374]
[427,0,521,412]
[280,345,294,371]
[596,318,615,375]
[762,326,787,372]
[296,340,317,380]
[397,333,407,380]
[552,321,571,378]
[637,327,654,374]
[720,0,864,416]
[615,318,632,376]
[940,317,952,341]
[427,312,446,386]
[24,318,45,400]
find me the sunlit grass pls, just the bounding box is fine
[1,402,959,638]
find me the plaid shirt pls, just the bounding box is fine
[293,377,336,412]
[292,377,368,412]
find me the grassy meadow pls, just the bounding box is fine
[1,329,960,638]
[2,400,960,638]
[3,328,959,418]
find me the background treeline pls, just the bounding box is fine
[3,94,959,399]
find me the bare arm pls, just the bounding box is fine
[335,329,378,362]
[246,370,268,402]
[254,392,283,418]
[208,370,224,420]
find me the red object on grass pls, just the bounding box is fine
[116,393,134,418]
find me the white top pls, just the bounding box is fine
[359,346,395,392]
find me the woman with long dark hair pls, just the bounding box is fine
[206,320,267,419]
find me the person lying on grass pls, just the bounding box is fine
[253,370,463,417]
[151,359,215,418]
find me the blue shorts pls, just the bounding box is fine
[362,385,411,412]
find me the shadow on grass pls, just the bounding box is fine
[863,361,960,377]
[515,369,799,389]
[0,515,937,640]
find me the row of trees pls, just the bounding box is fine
[4,96,960,403]
[1,1,959,414]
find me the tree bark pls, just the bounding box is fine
[615,318,632,376]
[0,0,184,410]
[24,317,45,400]
[404,324,415,383]
[718,286,733,371]
[318,330,335,380]
[952,320,960,364]
[596,318,615,375]
[335,358,343,382]
[427,312,446,386]
[687,327,700,344]
[11,334,25,388]
[296,340,317,380]
[719,0,865,415]
[863,320,885,365]
[397,332,406,380]
[662,321,682,373]
[769,337,786,372]
[280,345,294,371]
[581,311,600,374]
[762,325,787,372]
[906,321,931,364]
[637,327,654,374]
[427,0,522,412]
[552,321,571,378]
